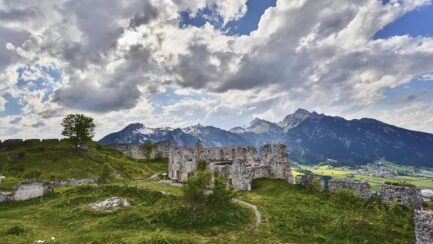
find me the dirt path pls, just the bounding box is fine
[232,199,262,225]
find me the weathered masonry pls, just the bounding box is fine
[168,141,293,191]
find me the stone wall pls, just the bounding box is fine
[0,138,61,152]
[378,183,422,209]
[152,141,176,159]
[169,141,293,191]
[295,175,316,186]
[415,209,433,244]
[108,141,175,160]
[108,144,145,159]
[328,179,372,199]
[11,182,52,201]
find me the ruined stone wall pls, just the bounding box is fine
[108,141,175,160]
[229,160,253,191]
[249,165,271,180]
[415,209,433,244]
[152,141,176,159]
[169,147,196,181]
[295,175,315,186]
[328,179,372,199]
[269,144,292,183]
[378,183,422,209]
[260,144,272,166]
[168,142,293,191]
[200,146,259,164]
[108,144,145,159]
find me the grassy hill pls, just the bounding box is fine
[0,142,418,243]
[0,140,154,191]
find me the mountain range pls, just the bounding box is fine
[99,109,433,167]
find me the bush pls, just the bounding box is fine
[196,160,207,172]
[207,175,234,208]
[99,163,113,183]
[2,225,26,236]
[183,170,211,210]
[384,181,415,187]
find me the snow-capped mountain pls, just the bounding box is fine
[99,123,197,147]
[99,109,433,167]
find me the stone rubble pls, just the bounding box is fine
[89,197,131,211]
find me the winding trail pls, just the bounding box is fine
[232,199,262,226]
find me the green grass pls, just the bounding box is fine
[236,179,415,243]
[0,184,252,243]
[0,178,417,243]
[0,143,422,243]
[0,141,156,190]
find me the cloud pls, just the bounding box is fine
[0,96,5,111]
[1,0,433,139]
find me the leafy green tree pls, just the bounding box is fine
[143,141,153,161]
[61,114,95,149]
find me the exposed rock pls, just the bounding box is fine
[0,192,10,202]
[328,179,372,200]
[50,178,97,187]
[70,178,97,185]
[421,189,433,199]
[415,209,433,244]
[378,183,422,209]
[90,197,131,211]
[11,182,52,201]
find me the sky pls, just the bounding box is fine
[1,0,433,140]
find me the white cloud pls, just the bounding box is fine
[1,0,433,139]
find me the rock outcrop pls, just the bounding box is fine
[0,192,10,202]
[90,197,131,211]
[415,209,433,244]
[11,182,52,201]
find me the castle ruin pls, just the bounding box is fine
[168,141,293,191]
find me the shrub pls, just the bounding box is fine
[207,175,234,208]
[196,160,207,172]
[2,225,26,236]
[99,163,113,183]
[183,170,211,210]
[384,181,415,187]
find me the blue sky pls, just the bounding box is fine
[1,0,433,139]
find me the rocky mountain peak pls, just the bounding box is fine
[123,123,144,131]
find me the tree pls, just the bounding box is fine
[61,114,95,149]
[143,141,153,161]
